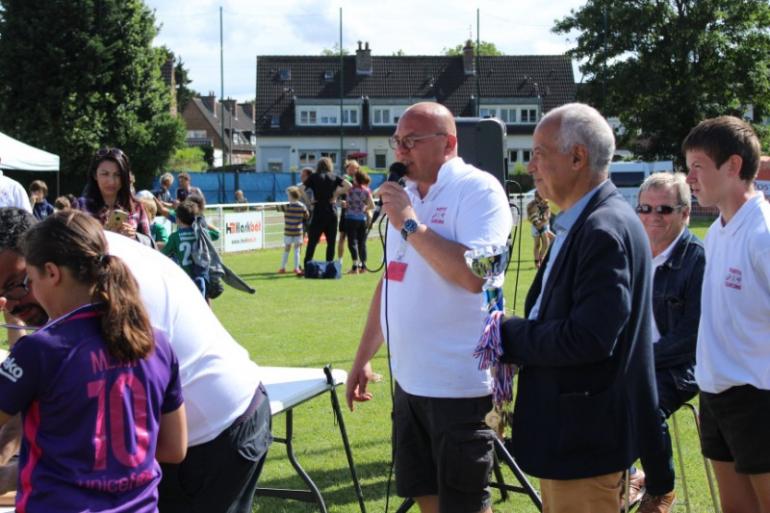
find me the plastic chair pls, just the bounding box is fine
[670,402,721,513]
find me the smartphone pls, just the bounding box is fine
[106,209,129,231]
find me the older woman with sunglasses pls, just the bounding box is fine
[81,147,151,241]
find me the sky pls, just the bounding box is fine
[145,0,588,102]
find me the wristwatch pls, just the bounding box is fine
[401,218,420,240]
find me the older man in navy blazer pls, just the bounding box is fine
[500,103,657,512]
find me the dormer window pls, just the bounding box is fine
[323,70,334,82]
[278,69,291,81]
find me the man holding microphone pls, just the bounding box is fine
[346,102,512,513]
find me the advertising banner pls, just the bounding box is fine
[223,211,264,252]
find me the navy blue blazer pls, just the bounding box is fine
[501,181,658,480]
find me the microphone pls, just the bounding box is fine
[386,161,407,185]
[370,162,407,227]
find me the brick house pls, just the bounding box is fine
[181,94,257,166]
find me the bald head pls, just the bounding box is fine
[403,102,457,137]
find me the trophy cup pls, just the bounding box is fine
[467,245,516,430]
[465,245,509,313]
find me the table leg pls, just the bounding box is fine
[324,365,367,513]
[253,409,328,512]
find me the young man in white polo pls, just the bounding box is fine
[683,116,770,513]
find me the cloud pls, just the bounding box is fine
[146,0,586,101]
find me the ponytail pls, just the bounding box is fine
[93,254,154,362]
[21,211,154,362]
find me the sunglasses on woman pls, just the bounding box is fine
[95,147,125,159]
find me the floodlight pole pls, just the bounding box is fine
[339,7,344,174]
[220,6,227,167]
[476,8,481,117]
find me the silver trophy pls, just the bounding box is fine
[465,245,509,312]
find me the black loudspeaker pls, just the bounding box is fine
[455,117,507,187]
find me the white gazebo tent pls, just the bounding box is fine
[0,131,61,195]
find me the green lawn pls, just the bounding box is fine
[212,219,719,513]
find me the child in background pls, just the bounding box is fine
[276,186,309,275]
[29,179,54,220]
[0,211,186,513]
[140,198,170,249]
[162,200,220,297]
[54,195,73,212]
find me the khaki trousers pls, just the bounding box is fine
[539,471,623,513]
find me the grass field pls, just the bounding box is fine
[211,219,720,513]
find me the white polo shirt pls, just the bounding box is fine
[106,232,262,445]
[695,193,770,393]
[380,157,512,398]
[0,171,32,212]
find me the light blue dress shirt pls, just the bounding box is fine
[528,181,607,320]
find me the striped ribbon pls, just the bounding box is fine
[473,310,517,407]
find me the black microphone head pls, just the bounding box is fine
[387,162,407,182]
[387,162,406,185]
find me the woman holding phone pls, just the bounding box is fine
[81,147,150,241]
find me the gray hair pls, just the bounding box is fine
[541,103,615,174]
[638,172,691,210]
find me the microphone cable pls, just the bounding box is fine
[380,214,397,513]
[505,179,525,315]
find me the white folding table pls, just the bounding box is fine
[255,365,366,513]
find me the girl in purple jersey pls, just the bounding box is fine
[0,211,186,513]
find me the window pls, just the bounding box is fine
[521,108,538,123]
[499,109,516,123]
[267,161,283,172]
[343,108,359,124]
[320,152,338,164]
[373,108,392,125]
[508,150,519,163]
[297,106,360,126]
[375,151,387,169]
[270,115,280,128]
[187,130,207,139]
[324,70,334,82]
[522,150,531,163]
[278,69,291,81]
[480,108,497,118]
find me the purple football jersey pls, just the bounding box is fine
[0,304,183,513]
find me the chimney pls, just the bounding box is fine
[356,40,373,76]
[222,98,238,120]
[463,40,475,76]
[240,101,256,123]
[201,91,217,117]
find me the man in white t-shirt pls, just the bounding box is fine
[346,102,512,513]
[0,163,32,213]
[683,116,770,513]
[0,207,270,513]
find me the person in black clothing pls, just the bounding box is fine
[303,157,351,266]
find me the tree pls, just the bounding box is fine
[321,43,350,56]
[554,0,770,161]
[0,0,186,193]
[443,40,503,56]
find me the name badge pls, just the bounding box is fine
[386,261,408,282]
